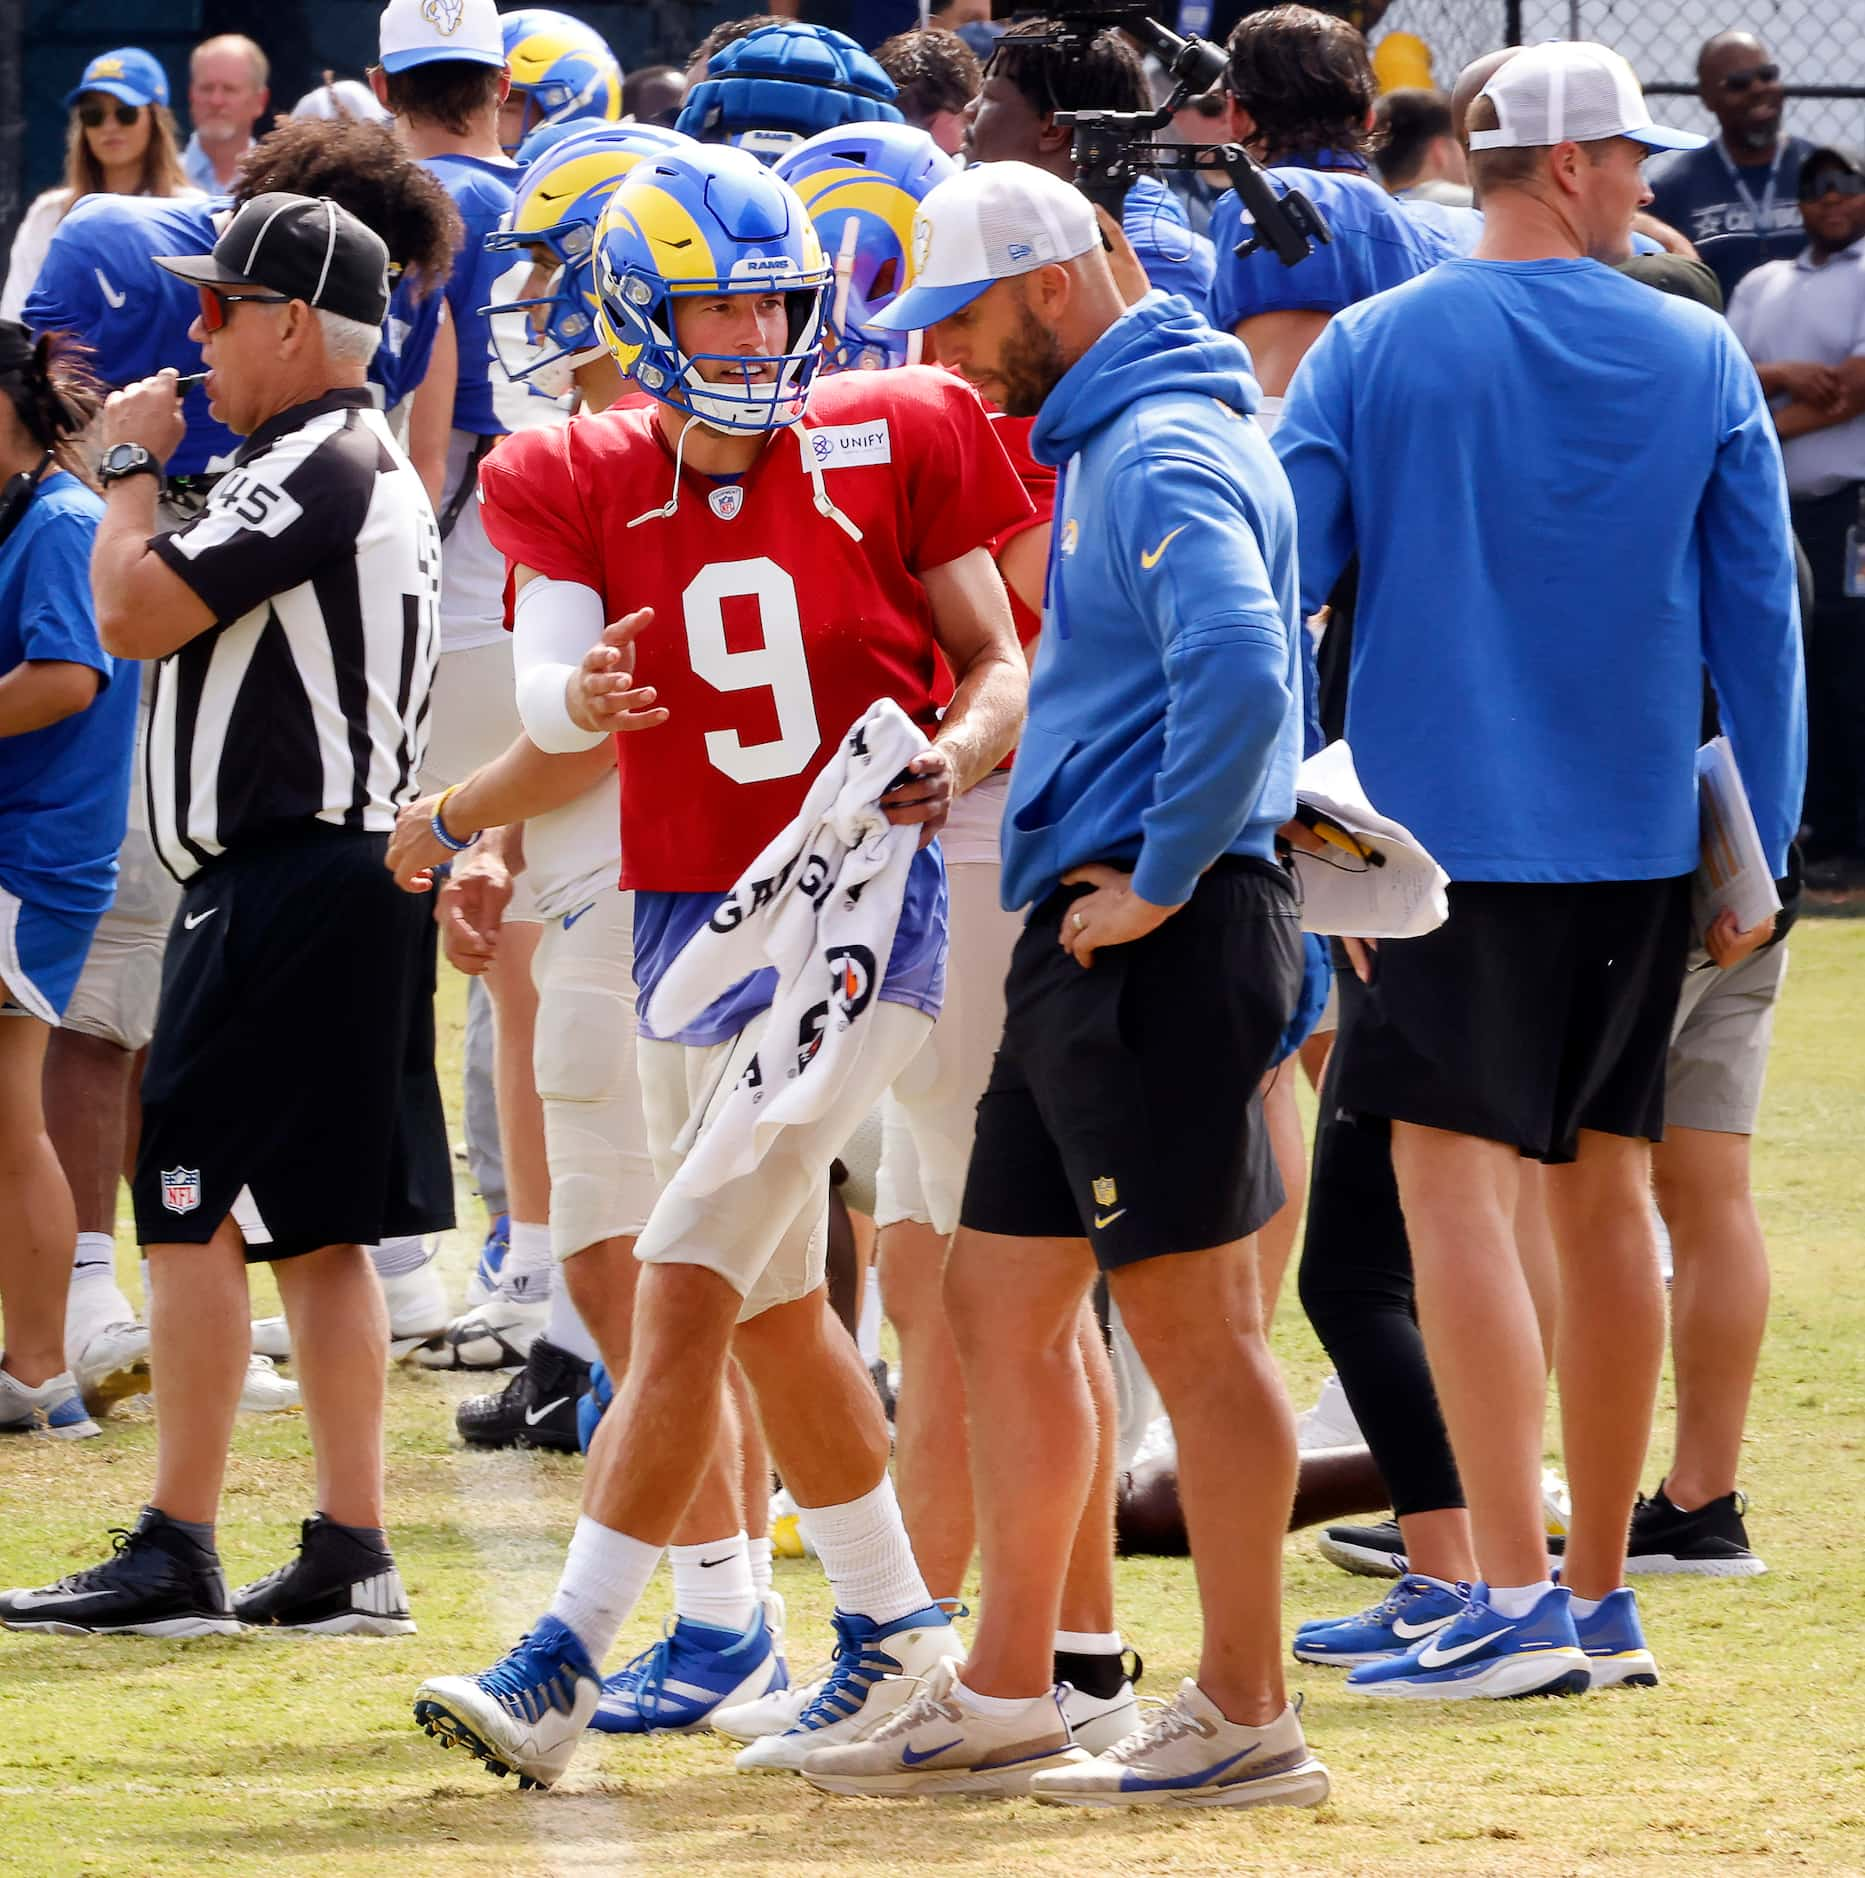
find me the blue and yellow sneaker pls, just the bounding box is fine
[413,1615,601,1787]
[1574,1587,1659,1690]
[1346,1582,1590,1701]
[591,1609,784,1734]
[1294,1574,1466,1665]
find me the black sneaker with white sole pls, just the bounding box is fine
[455,1337,589,1453]
[233,1515,415,1635]
[0,1509,243,1637]
[1624,1487,1765,1577]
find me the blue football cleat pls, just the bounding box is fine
[1294,1574,1467,1665]
[591,1609,784,1734]
[1346,1582,1591,1701]
[1574,1587,1660,1689]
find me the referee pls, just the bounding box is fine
[0,194,451,1642]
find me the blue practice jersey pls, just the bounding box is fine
[423,153,519,437]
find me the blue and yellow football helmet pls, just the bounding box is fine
[501,8,624,153]
[592,146,831,435]
[774,124,958,371]
[486,122,696,390]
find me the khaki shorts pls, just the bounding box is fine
[62,821,181,1052]
[531,888,657,1259]
[635,1000,932,1321]
[1664,943,1787,1136]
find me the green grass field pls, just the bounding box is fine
[3,923,1863,1878]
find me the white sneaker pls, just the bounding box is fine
[734,1606,964,1772]
[381,1257,452,1361]
[801,1657,1085,1798]
[239,1354,301,1413]
[1062,1677,1140,1754]
[1030,1682,1330,1810]
[68,1319,152,1411]
[413,1286,546,1372]
[1296,1373,1364,1452]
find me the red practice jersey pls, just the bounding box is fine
[478,366,1032,891]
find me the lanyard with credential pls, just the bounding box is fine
[1717,141,1785,240]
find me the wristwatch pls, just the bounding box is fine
[98,442,161,486]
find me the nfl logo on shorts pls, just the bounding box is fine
[161,1167,201,1214]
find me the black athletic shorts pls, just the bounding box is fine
[1329,875,1693,1164]
[133,827,454,1260]
[960,856,1303,1269]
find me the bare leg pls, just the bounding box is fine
[147,1217,250,1524]
[0,1006,72,1384]
[483,921,550,1228]
[273,1243,388,1529]
[1543,1131,1666,1602]
[1652,1126,1769,1509]
[1058,1303,1117,1633]
[1254,1068,1307,1327]
[42,1027,130,1236]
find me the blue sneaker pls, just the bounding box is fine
[464,1213,511,1310]
[591,1610,783,1734]
[1574,1587,1659,1690]
[414,1615,601,1787]
[733,1604,964,1772]
[1293,1574,1466,1665]
[1346,1582,1590,1701]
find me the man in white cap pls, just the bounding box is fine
[801,160,1329,1809]
[1274,42,1806,1699]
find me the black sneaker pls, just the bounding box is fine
[234,1515,415,1635]
[1624,1487,1765,1578]
[0,1509,242,1637]
[455,1338,589,1453]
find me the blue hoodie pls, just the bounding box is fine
[1001,292,1302,913]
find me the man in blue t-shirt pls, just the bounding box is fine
[1647,31,1814,307]
[1273,42,1805,1705]
[962,18,1217,316]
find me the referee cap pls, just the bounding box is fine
[871,161,1099,332]
[155,193,392,328]
[1469,43,1704,154]
[378,0,505,75]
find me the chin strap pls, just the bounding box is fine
[626,411,703,531]
[789,419,863,543]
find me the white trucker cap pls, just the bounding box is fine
[871,160,1100,332]
[378,0,505,75]
[1469,42,1705,153]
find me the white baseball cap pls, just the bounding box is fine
[378,0,505,75]
[870,160,1100,332]
[1469,42,1705,154]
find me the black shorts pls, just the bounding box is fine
[1330,875,1693,1164]
[960,857,1303,1269]
[133,828,454,1261]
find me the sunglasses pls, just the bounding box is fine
[1802,170,1865,199]
[196,284,290,332]
[1719,65,1781,93]
[77,99,143,128]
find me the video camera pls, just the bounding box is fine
[996,4,1330,268]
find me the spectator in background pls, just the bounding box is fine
[1647,32,1812,306]
[622,64,687,127]
[964,20,1217,315]
[1728,145,1865,889]
[2,50,200,324]
[182,35,271,193]
[874,27,981,157]
[1374,87,1471,206]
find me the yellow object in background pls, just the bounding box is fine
[1373,31,1435,93]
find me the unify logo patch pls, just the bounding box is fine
[804,421,891,469]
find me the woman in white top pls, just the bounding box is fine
[1,47,203,323]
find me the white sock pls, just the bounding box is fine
[546,1516,662,1667]
[1568,1593,1607,1619]
[669,1532,758,1632]
[544,1283,599,1365]
[71,1231,117,1284]
[747,1534,775,1602]
[502,1221,554,1301]
[1054,1628,1122,1655]
[798,1473,932,1626]
[368,1235,430,1280]
[1486,1579,1555,1619]
[954,1678,1044,1718]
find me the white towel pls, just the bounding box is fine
[647,698,932,1196]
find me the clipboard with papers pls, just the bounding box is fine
[1694,736,1782,936]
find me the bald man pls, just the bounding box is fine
[1648,31,1814,300]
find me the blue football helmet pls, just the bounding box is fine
[486,122,696,391]
[501,8,624,153]
[775,124,958,371]
[592,145,831,435]
[677,22,902,168]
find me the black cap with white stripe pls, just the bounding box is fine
[154,192,391,327]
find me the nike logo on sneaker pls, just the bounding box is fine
[523,1398,569,1426]
[900,1738,962,1766]
[95,268,126,308]
[1419,1622,1512,1669]
[1392,1615,1455,1640]
[183,908,219,930]
[1093,1209,1126,1230]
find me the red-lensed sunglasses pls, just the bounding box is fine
[196,283,289,332]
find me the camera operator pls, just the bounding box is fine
[963,18,1216,313]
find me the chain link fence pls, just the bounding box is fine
[1375,0,1865,150]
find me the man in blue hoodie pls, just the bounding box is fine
[804,161,1329,1810]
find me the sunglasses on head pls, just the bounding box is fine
[77,99,143,128]
[1802,169,1865,199]
[1720,65,1781,92]
[196,283,290,332]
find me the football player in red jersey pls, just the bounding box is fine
[410,144,1031,1788]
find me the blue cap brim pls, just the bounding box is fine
[65,79,161,110]
[869,275,995,333]
[378,46,506,74]
[1627,124,1708,152]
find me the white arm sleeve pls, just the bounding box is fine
[512,575,610,754]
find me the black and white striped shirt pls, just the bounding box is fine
[147,388,441,882]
